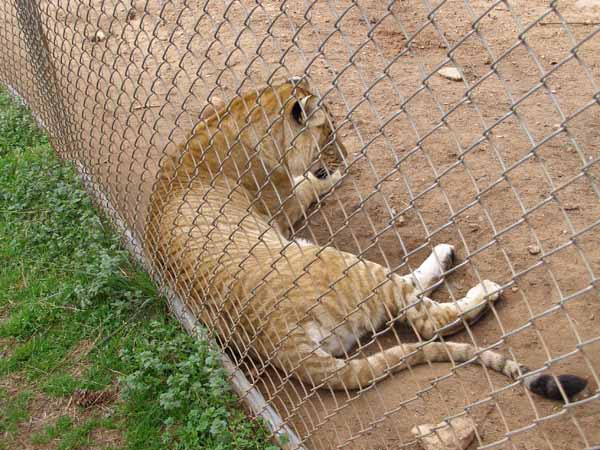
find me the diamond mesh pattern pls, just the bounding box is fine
[1,1,598,449]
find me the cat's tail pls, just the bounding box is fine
[287,341,586,401]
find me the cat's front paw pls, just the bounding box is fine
[317,168,343,194]
[467,280,503,303]
[432,244,455,272]
[313,167,329,180]
[328,168,343,184]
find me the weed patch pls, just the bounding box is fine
[0,86,275,449]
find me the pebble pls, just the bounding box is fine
[511,286,519,292]
[126,8,137,22]
[438,67,463,81]
[395,215,406,227]
[90,30,106,43]
[412,417,476,450]
[528,245,541,255]
[468,222,479,232]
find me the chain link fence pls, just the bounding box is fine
[1,1,599,449]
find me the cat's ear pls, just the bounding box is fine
[291,95,326,128]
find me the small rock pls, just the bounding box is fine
[468,222,479,232]
[438,67,463,81]
[90,30,106,43]
[395,215,406,227]
[126,8,137,22]
[528,245,541,255]
[511,286,519,292]
[412,417,476,450]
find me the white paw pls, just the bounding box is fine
[467,280,503,302]
[328,168,343,184]
[432,244,455,271]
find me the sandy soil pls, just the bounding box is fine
[1,0,599,449]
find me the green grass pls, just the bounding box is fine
[0,389,32,436]
[0,86,277,450]
[30,415,118,450]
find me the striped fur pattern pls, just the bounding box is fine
[146,78,586,401]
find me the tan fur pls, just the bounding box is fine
[146,79,524,391]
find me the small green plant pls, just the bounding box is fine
[0,389,32,436]
[119,322,276,449]
[0,85,276,449]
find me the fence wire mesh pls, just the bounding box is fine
[1,0,599,449]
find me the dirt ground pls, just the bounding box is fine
[1,0,599,449]
[0,368,121,450]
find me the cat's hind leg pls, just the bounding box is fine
[406,280,503,339]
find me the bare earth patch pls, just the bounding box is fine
[1,374,122,450]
